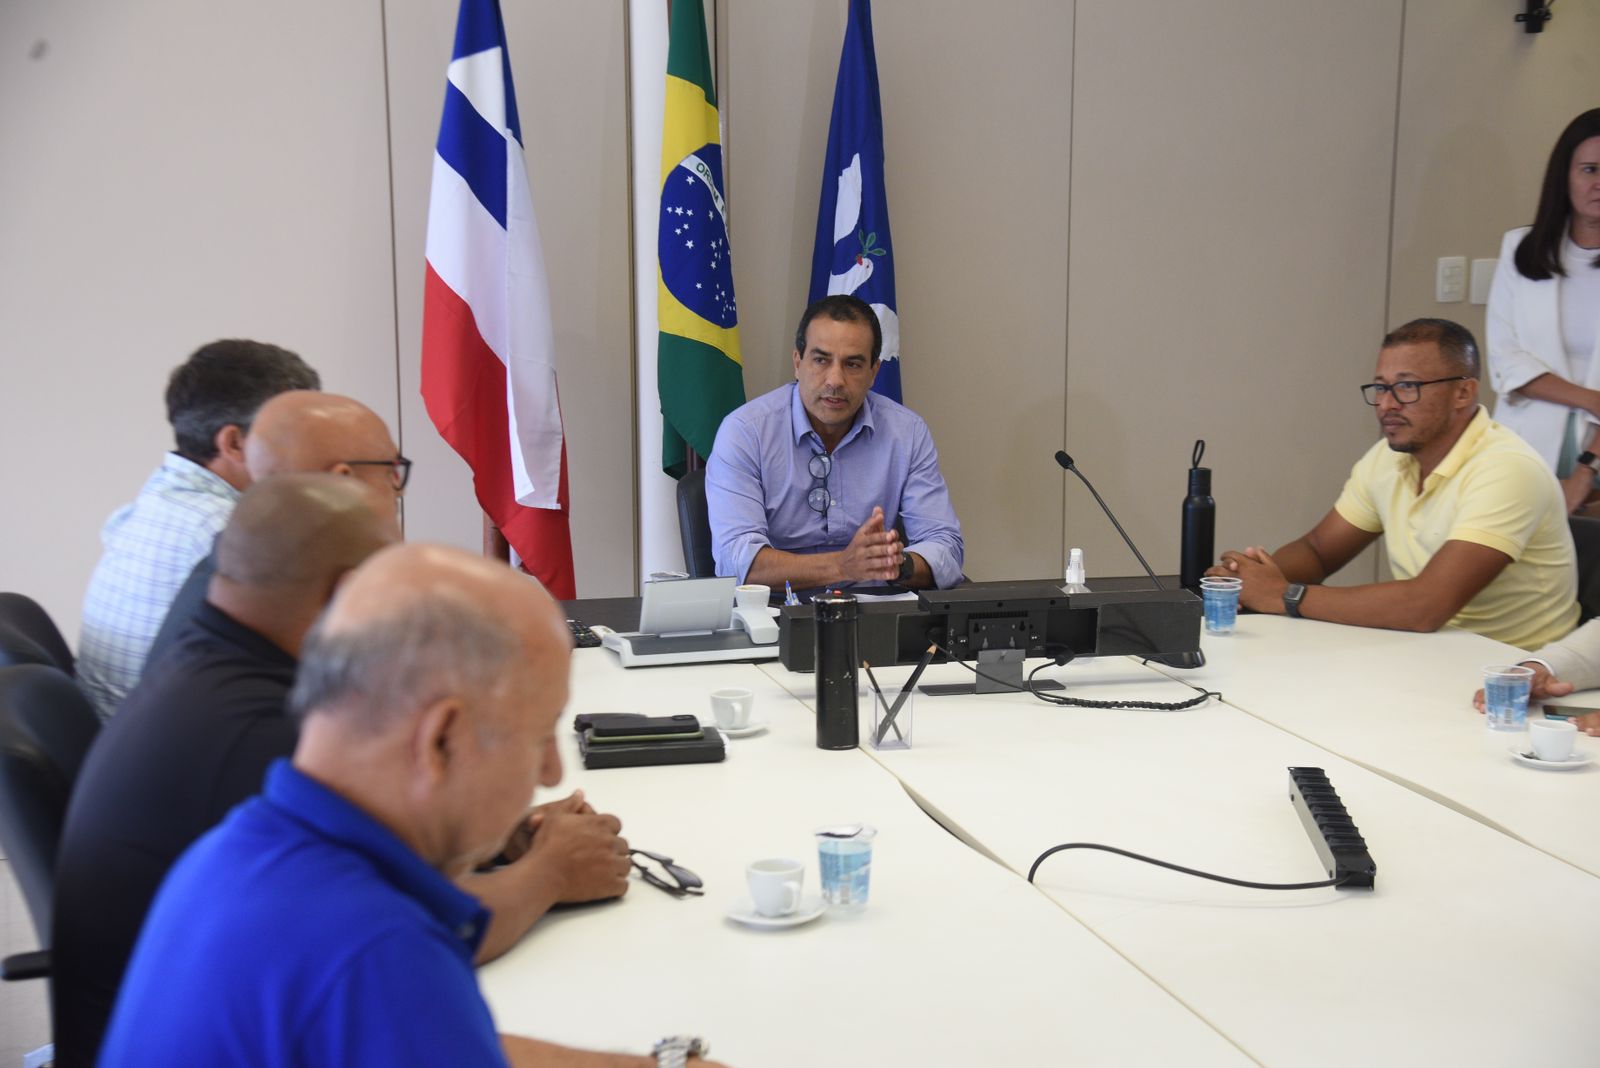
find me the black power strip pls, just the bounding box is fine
[1288,767,1377,890]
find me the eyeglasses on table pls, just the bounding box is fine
[629,849,704,897]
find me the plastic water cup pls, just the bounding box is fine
[815,824,876,910]
[1198,577,1242,636]
[1483,665,1534,732]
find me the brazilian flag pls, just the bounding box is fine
[658,0,745,479]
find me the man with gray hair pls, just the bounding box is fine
[97,544,726,1068]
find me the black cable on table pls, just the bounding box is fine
[1027,842,1351,890]
[932,642,1219,711]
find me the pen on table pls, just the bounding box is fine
[861,661,905,743]
[784,581,800,606]
[876,644,936,745]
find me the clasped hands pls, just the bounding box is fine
[1205,545,1289,613]
[496,789,632,902]
[839,505,905,584]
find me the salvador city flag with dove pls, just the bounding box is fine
[657,0,745,479]
[421,0,575,597]
[808,0,901,403]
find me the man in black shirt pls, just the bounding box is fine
[51,475,395,1066]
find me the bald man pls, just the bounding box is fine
[245,388,410,491]
[98,546,729,1068]
[145,390,409,668]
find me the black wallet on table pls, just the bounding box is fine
[573,713,727,769]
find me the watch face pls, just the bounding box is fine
[654,1036,706,1057]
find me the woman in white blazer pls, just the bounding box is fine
[1488,108,1600,513]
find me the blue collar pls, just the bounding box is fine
[787,381,876,451]
[262,760,489,952]
[159,451,242,501]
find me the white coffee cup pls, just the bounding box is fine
[710,687,754,730]
[735,583,771,610]
[746,858,804,917]
[1530,717,1578,762]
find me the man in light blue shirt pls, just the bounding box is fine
[706,295,963,589]
[77,339,319,717]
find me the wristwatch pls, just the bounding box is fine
[1283,582,1307,619]
[898,552,916,583]
[1579,451,1599,472]
[652,1035,708,1068]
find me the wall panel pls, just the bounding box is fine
[1388,0,1600,401]
[0,1,396,640]
[1065,1,1402,583]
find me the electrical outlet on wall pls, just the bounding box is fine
[1435,256,1466,303]
[1469,258,1497,305]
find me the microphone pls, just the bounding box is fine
[1054,450,1164,590]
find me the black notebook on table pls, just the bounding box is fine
[573,713,727,769]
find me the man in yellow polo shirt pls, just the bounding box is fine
[1210,318,1578,649]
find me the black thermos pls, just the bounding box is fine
[813,592,860,750]
[1180,439,1215,592]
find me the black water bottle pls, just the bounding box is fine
[1180,439,1214,592]
[813,592,860,750]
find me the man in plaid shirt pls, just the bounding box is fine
[77,339,319,717]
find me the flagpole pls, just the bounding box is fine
[628,0,684,583]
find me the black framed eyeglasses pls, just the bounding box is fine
[629,849,704,897]
[344,456,413,491]
[1359,377,1471,406]
[807,451,832,518]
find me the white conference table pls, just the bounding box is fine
[1146,616,1600,876]
[479,653,1252,1068]
[760,653,1600,1067]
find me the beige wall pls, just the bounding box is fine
[1064,1,1401,582]
[3,3,1595,629]
[0,0,636,661]
[1388,0,1600,386]
[0,0,397,649]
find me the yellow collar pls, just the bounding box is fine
[1395,405,1487,491]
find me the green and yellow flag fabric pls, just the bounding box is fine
[657,0,745,479]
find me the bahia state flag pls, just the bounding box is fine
[657,0,745,479]
[421,0,576,598]
[808,0,901,403]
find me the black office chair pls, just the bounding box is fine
[676,468,718,578]
[0,664,102,981]
[1570,516,1600,624]
[0,593,75,674]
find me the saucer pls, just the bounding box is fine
[725,894,827,929]
[716,720,768,739]
[1509,747,1592,771]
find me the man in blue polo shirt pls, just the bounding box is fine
[98,545,726,1068]
[706,294,963,590]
